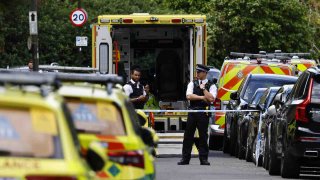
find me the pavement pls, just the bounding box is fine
[156,133,198,158]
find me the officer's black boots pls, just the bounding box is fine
[200,159,210,166]
[177,158,190,165]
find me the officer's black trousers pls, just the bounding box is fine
[182,112,209,161]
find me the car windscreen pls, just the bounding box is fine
[250,91,264,105]
[207,71,220,81]
[65,99,126,136]
[0,107,62,159]
[265,90,278,108]
[242,78,296,102]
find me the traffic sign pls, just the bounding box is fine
[69,8,87,27]
[76,36,88,46]
[29,11,38,35]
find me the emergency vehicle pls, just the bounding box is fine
[210,52,316,150]
[92,14,207,131]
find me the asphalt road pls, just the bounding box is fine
[155,151,300,180]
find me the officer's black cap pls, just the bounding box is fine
[196,64,210,72]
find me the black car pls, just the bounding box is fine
[223,74,298,157]
[239,87,267,161]
[267,67,320,178]
[264,84,294,175]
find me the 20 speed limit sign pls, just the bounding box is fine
[70,8,87,27]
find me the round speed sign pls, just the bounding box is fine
[70,8,87,27]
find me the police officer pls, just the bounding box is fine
[123,66,147,109]
[178,64,217,165]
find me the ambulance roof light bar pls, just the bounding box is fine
[230,52,291,60]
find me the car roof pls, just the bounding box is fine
[248,74,298,80]
[58,83,127,106]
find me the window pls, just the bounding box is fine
[0,107,63,159]
[311,78,320,104]
[124,101,141,135]
[293,72,310,100]
[66,99,126,136]
[242,77,296,102]
[99,43,109,73]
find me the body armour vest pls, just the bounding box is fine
[189,80,213,109]
[128,81,145,109]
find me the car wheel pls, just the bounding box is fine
[245,136,252,162]
[209,134,223,151]
[223,124,229,154]
[229,121,236,156]
[252,135,262,166]
[238,126,245,160]
[269,127,280,175]
[263,131,269,170]
[281,150,299,178]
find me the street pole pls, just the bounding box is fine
[31,0,39,71]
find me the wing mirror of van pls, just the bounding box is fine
[230,91,239,100]
[267,105,277,116]
[86,141,108,172]
[140,127,156,148]
[136,110,147,127]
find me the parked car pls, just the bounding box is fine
[267,67,320,178]
[216,56,295,152]
[224,74,297,158]
[238,87,267,161]
[247,87,281,166]
[264,84,294,175]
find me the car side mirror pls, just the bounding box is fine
[267,105,277,116]
[240,104,248,109]
[136,110,147,126]
[86,142,108,172]
[230,91,238,100]
[140,127,155,148]
[274,93,281,103]
[212,78,218,84]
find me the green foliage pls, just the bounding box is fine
[0,0,318,69]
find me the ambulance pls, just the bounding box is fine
[92,13,208,131]
[209,52,316,150]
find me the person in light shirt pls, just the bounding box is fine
[178,64,217,166]
[123,66,147,109]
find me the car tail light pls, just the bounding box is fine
[295,79,313,123]
[214,98,221,110]
[108,150,145,169]
[26,176,76,180]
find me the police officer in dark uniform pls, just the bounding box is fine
[123,66,147,109]
[178,64,217,165]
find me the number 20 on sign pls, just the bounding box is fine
[69,8,87,27]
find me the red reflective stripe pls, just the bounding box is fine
[260,66,274,74]
[217,88,228,99]
[304,63,313,68]
[96,135,126,150]
[225,64,236,75]
[280,67,290,75]
[218,65,256,98]
[97,171,109,178]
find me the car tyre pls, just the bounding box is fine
[281,150,299,178]
[209,134,223,151]
[223,125,229,154]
